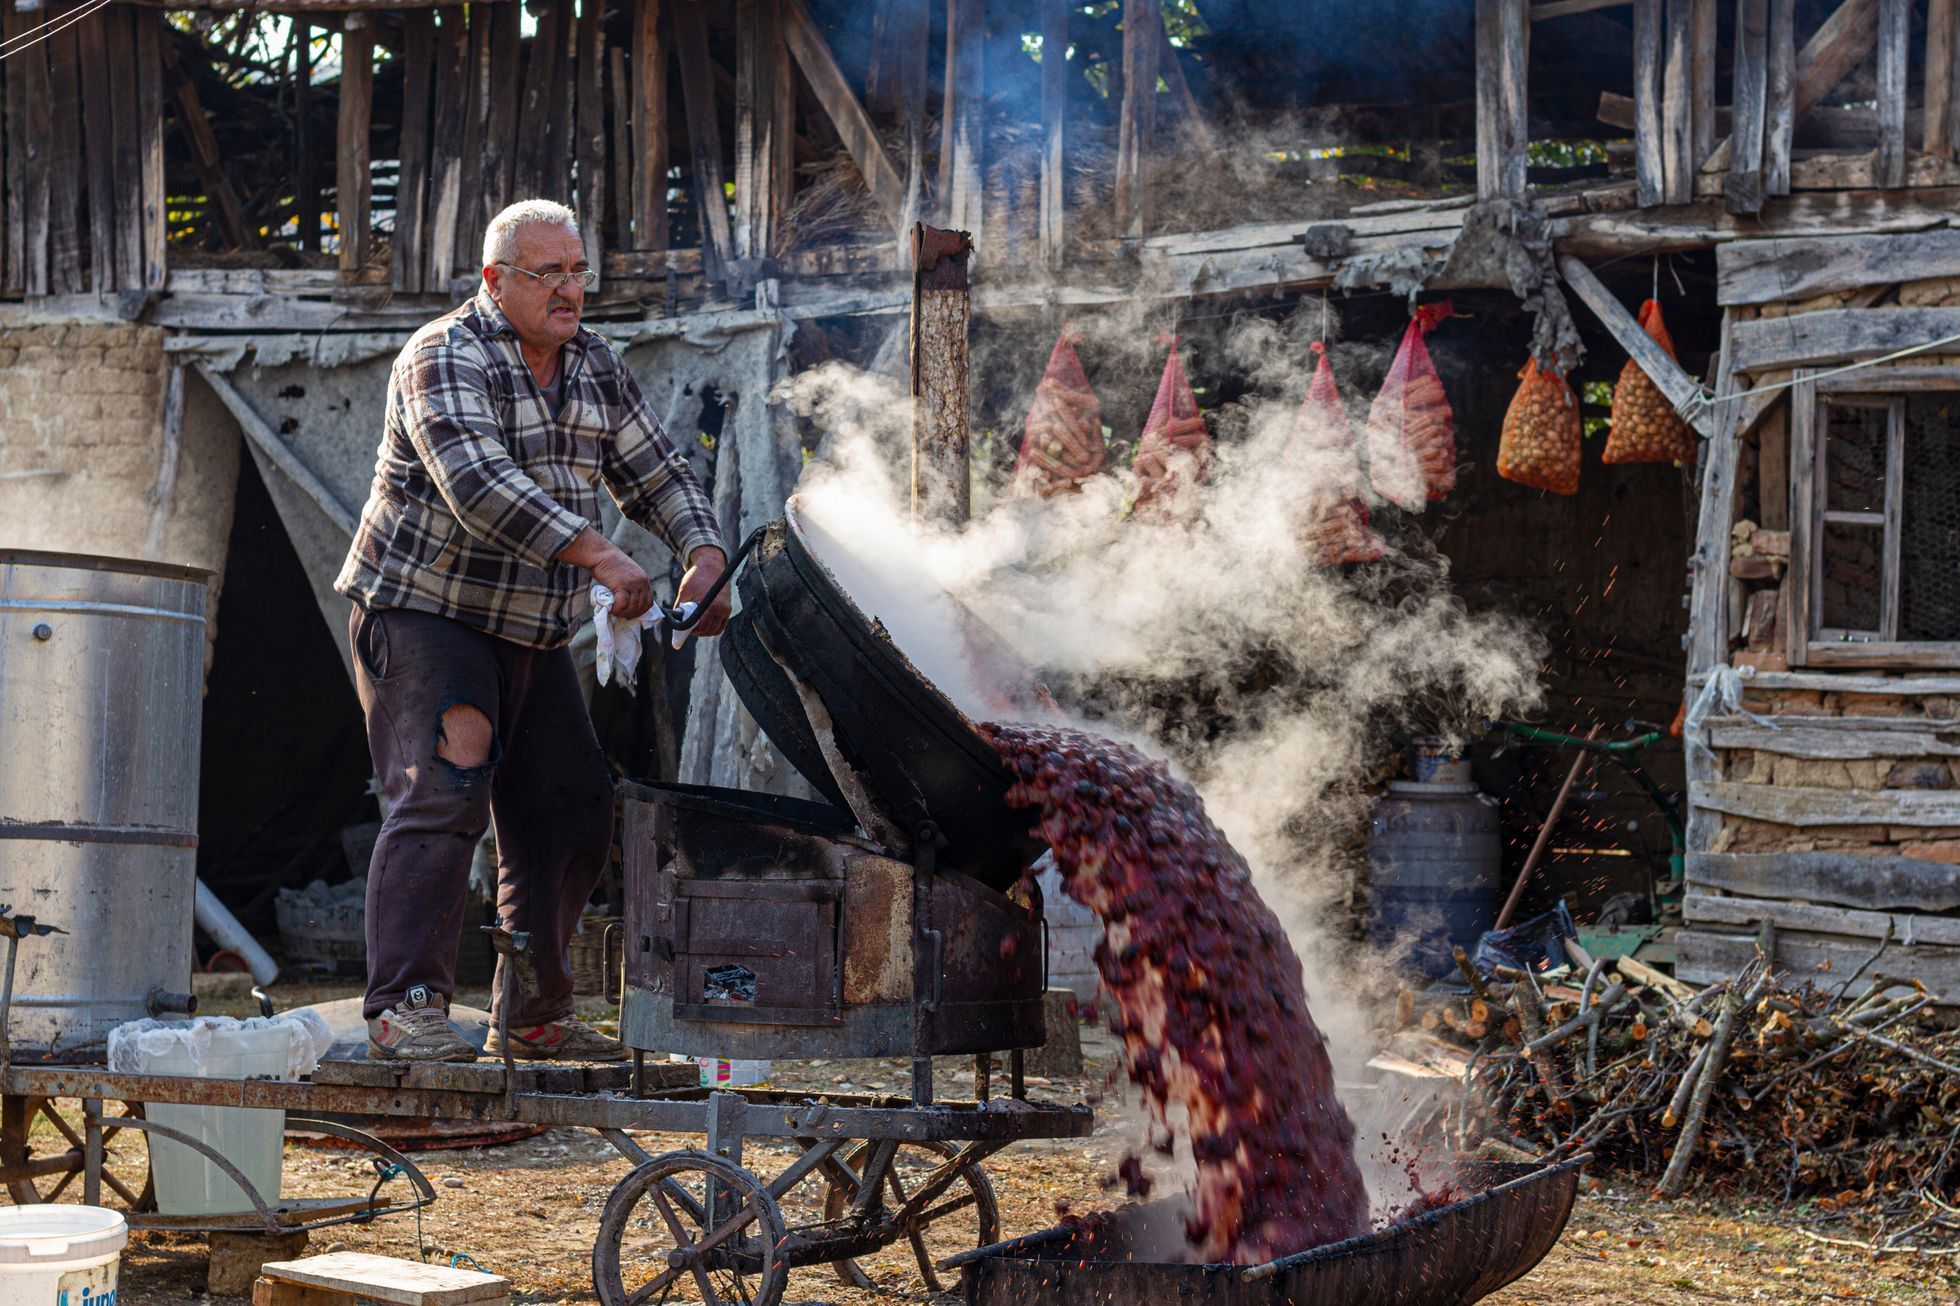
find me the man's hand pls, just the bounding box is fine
[674,545,732,638]
[560,527,653,620]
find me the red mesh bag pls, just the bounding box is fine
[1293,342,1384,565]
[1365,301,1456,510]
[1604,299,1695,466]
[1131,337,1211,522]
[1011,324,1108,499]
[1497,356,1582,496]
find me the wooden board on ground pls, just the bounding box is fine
[259,1252,506,1306]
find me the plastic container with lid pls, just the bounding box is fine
[0,1205,127,1306]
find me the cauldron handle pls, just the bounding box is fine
[662,525,770,631]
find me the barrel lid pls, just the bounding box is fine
[1387,779,1481,796]
[0,1205,127,1263]
[0,548,211,583]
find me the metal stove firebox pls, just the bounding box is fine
[619,500,1051,1100]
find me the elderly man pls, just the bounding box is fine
[334,199,729,1062]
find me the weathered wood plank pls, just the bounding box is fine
[336,15,376,275]
[1688,850,1960,913]
[512,0,562,200]
[77,10,118,293]
[480,2,521,232]
[1729,307,1960,372]
[1727,0,1768,215]
[1875,0,1908,189]
[1765,0,1794,195]
[1802,643,1960,670]
[1115,0,1160,236]
[672,0,733,280]
[2,4,22,293]
[1693,780,1960,825]
[1705,715,1960,757]
[1718,229,1960,306]
[1661,0,1694,203]
[293,20,317,252]
[1475,0,1529,200]
[422,7,468,292]
[1926,0,1957,159]
[548,0,577,204]
[629,0,668,253]
[392,9,434,294]
[1690,0,1715,166]
[782,0,904,233]
[1684,310,1739,854]
[46,17,86,292]
[1677,927,1960,1000]
[1758,402,1789,529]
[453,6,492,287]
[1633,0,1664,206]
[1559,253,1714,436]
[19,13,52,295]
[576,0,606,272]
[938,0,985,237]
[1686,892,1960,948]
[134,9,166,290]
[1532,0,1630,16]
[1039,0,1066,266]
[891,0,928,236]
[1705,0,1880,174]
[1787,376,1817,661]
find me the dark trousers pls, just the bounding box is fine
[349,603,612,1024]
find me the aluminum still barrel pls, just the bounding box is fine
[1367,779,1501,979]
[0,550,206,1059]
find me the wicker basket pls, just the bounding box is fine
[570,916,623,1002]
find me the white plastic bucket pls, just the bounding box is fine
[139,1023,292,1215]
[0,1205,126,1306]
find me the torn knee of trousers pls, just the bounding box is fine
[434,703,499,777]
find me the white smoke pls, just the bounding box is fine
[778,303,1544,1222]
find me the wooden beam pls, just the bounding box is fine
[1875,0,1908,188]
[453,6,492,287]
[19,10,52,295]
[77,10,119,293]
[1719,229,1960,305]
[1661,0,1694,203]
[1704,669,1960,693]
[294,20,317,251]
[135,10,166,290]
[1039,0,1066,268]
[1558,253,1713,435]
[1690,0,1715,166]
[392,9,434,294]
[1531,0,1629,17]
[892,0,928,236]
[1115,0,1160,236]
[423,7,469,292]
[335,14,375,275]
[1926,0,1956,159]
[513,0,562,199]
[1765,0,1795,194]
[1706,715,1960,758]
[1475,0,1529,200]
[1689,850,1960,913]
[1758,402,1789,528]
[548,0,577,204]
[1786,374,1816,661]
[193,363,359,538]
[1683,310,1739,855]
[576,0,607,273]
[480,3,521,231]
[735,0,790,262]
[1553,187,1960,258]
[1633,0,1663,206]
[1693,780,1960,826]
[1727,0,1768,215]
[46,6,86,293]
[1706,0,1880,173]
[2,4,22,293]
[629,0,666,253]
[1677,928,1960,1001]
[1729,306,1960,371]
[1686,892,1960,948]
[938,0,986,238]
[673,0,734,281]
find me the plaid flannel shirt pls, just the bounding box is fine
[334,290,723,649]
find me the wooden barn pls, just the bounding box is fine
[1,0,1957,990]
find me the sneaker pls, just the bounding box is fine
[367,985,478,1062]
[485,1013,628,1062]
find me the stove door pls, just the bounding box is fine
[670,879,842,1026]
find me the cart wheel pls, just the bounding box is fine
[593,1149,788,1306]
[821,1141,999,1295]
[1,1096,156,1211]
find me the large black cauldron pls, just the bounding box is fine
[720,499,1045,889]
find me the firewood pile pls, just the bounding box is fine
[1375,945,1960,1210]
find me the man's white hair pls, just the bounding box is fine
[482,199,581,269]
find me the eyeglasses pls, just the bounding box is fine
[496,263,599,290]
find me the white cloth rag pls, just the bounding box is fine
[592,583,698,688]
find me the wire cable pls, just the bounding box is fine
[0,0,119,64]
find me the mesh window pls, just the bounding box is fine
[1900,394,1960,641]
[1824,402,1888,513]
[1820,521,1884,632]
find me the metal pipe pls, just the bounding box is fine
[193,879,280,986]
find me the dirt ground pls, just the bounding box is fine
[50,986,1960,1304]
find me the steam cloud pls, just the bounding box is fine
[777,302,1544,1216]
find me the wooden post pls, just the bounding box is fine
[735,0,791,263]
[336,14,375,276]
[77,11,117,293]
[1039,0,1066,268]
[394,10,435,294]
[1114,0,1159,236]
[424,8,470,290]
[1661,0,1693,203]
[894,0,928,236]
[135,10,166,291]
[1875,0,1907,188]
[19,10,53,295]
[481,4,521,229]
[294,20,316,252]
[630,0,669,254]
[673,0,734,283]
[1690,0,1715,165]
[1727,0,1768,215]
[453,9,492,286]
[910,224,972,526]
[576,0,607,273]
[513,0,561,199]
[549,0,578,204]
[1927,0,1958,159]
[47,16,84,292]
[2,5,22,292]
[939,0,985,240]
[1474,0,1529,201]
[1765,0,1795,194]
[1633,0,1663,206]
